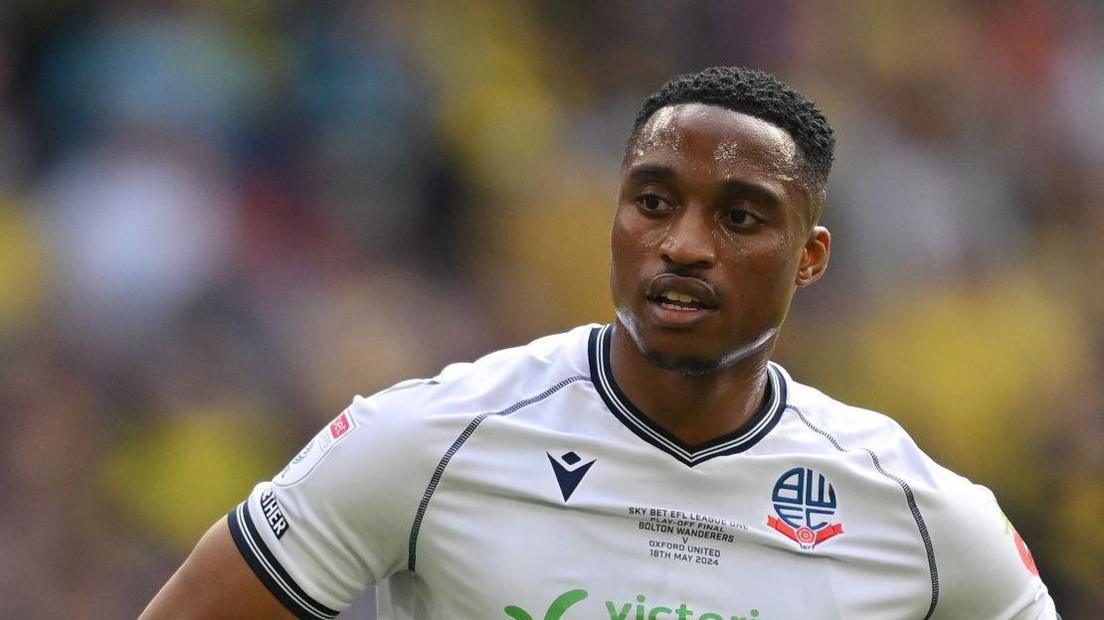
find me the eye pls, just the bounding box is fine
[636,193,672,213]
[724,208,763,228]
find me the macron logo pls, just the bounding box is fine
[546,451,596,502]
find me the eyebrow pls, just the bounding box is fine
[627,163,677,184]
[721,177,782,209]
[627,163,783,209]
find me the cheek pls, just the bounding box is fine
[613,205,668,252]
[609,209,635,290]
[611,206,652,265]
[722,234,800,294]
[721,235,781,265]
[762,242,805,306]
[610,209,630,264]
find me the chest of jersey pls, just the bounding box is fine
[400,406,933,620]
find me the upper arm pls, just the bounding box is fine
[144,392,446,619]
[141,516,297,620]
[924,480,1058,619]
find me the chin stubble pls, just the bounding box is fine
[615,306,777,377]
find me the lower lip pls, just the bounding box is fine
[645,299,716,328]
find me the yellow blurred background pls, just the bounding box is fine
[1,1,1101,616]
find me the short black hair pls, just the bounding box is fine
[629,66,835,219]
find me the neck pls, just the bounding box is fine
[608,321,774,446]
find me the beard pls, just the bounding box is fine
[615,305,778,377]
[641,348,726,377]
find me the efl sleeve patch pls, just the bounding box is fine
[274,409,358,487]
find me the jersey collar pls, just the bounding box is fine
[588,324,786,466]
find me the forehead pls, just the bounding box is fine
[627,103,807,203]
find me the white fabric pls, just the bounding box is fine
[232,324,1057,619]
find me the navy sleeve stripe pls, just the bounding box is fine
[228,501,340,620]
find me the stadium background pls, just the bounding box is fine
[1,1,1101,616]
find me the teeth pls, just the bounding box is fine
[661,291,699,303]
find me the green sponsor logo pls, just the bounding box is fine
[504,588,588,620]
[505,589,761,620]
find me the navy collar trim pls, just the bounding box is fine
[588,324,786,466]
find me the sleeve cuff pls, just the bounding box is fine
[228,501,341,620]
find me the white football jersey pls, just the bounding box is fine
[230,324,1058,619]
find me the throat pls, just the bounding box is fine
[608,324,773,446]
[652,374,772,446]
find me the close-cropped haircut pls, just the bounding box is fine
[628,66,836,221]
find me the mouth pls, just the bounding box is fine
[643,273,719,326]
[649,290,710,311]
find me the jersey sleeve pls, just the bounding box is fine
[922,473,1058,619]
[228,390,436,619]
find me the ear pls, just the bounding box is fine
[795,226,831,287]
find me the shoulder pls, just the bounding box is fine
[779,368,925,466]
[329,325,596,459]
[777,366,1057,618]
[252,326,598,582]
[912,460,1056,618]
[418,324,593,397]
[364,324,594,421]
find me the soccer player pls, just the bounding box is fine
[142,67,1058,619]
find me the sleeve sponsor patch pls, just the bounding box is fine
[274,409,358,487]
[328,410,354,442]
[259,488,289,539]
[1012,527,1039,576]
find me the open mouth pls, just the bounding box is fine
[648,290,710,312]
[645,273,719,313]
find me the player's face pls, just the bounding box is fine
[611,103,829,375]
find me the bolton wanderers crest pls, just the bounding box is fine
[767,466,845,550]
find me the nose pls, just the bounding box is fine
[660,208,716,269]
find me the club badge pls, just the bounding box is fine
[767,466,845,550]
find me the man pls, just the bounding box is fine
[143,67,1058,619]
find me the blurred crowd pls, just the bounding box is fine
[1,1,1101,617]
